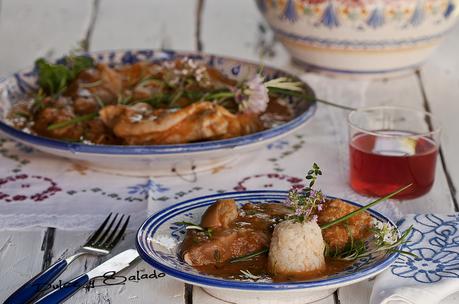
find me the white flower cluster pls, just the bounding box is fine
[373,219,399,245]
[163,58,211,88]
[237,75,304,115]
[238,75,269,114]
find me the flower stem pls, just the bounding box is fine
[205,91,235,100]
[315,98,356,111]
[320,184,412,230]
[267,86,356,111]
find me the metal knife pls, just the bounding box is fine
[32,249,139,304]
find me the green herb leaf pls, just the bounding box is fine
[47,112,98,131]
[328,225,417,261]
[229,247,269,263]
[35,56,94,96]
[174,221,213,238]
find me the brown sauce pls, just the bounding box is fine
[196,255,352,282]
[180,200,371,283]
[8,60,294,145]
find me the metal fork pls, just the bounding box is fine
[4,213,130,304]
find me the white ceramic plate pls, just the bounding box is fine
[0,50,316,177]
[136,190,400,304]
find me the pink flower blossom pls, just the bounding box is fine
[239,75,269,114]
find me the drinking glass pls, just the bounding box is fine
[348,106,440,199]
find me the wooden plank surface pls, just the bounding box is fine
[0,230,46,303]
[90,0,196,52]
[420,23,459,209]
[201,0,290,67]
[0,0,94,74]
[50,230,185,304]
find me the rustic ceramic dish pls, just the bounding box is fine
[256,0,459,74]
[0,50,316,176]
[136,190,400,304]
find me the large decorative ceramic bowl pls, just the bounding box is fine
[0,50,316,176]
[136,190,400,304]
[256,0,459,74]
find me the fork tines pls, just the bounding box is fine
[86,213,130,250]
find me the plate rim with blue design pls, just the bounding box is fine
[136,190,400,291]
[0,49,316,155]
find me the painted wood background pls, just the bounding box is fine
[0,0,458,303]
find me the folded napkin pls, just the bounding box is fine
[371,214,459,304]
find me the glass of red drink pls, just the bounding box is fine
[348,106,440,199]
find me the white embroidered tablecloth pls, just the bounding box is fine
[0,79,401,231]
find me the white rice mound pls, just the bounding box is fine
[268,219,326,275]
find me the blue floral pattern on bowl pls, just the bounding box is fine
[259,0,457,30]
[136,190,399,291]
[256,0,459,73]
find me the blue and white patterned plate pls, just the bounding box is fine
[136,190,399,304]
[0,50,316,177]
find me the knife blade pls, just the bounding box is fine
[33,249,139,304]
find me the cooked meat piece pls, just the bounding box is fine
[181,228,268,266]
[73,64,123,103]
[241,203,292,219]
[74,97,98,115]
[117,62,151,88]
[98,101,263,145]
[33,107,83,141]
[317,199,372,251]
[132,79,163,100]
[201,199,238,229]
[84,119,119,145]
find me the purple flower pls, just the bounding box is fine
[295,207,304,216]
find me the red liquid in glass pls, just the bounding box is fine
[349,132,438,199]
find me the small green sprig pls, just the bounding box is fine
[30,89,46,113]
[229,247,268,264]
[265,77,356,111]
[284,163,325,223]
[174,221,213,238]
[326,224,417,261]
[35,55,94,97]
[304,162,322,196]
[47,112,98,131]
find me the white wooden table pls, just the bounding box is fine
[0,1,458,303]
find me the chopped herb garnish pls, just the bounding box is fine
[14,111,30,118]
[47,112,98,130]
[326,224,417,260]
[30,89,46,113]
[229,247,268,264]
[117,94,133,105]
[174,221,213,238]
[35,55,94,96]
